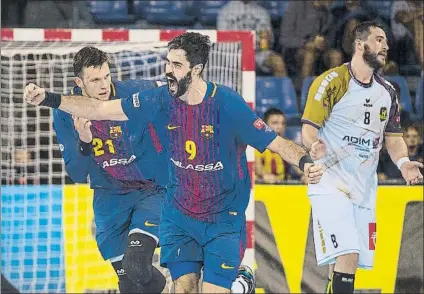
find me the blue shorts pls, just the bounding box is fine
[93,187,165,260]
[159,203,246,289]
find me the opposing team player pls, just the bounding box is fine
[301,21,423,293]
[53,46,167,293]
[24,32,324,293]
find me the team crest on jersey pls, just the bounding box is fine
[379,107,387,121]
[201,125,214,139]
[110,126,123,138]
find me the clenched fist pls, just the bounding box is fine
[304,163,324,184]
[73,116,92,143]
[24,83,46,106]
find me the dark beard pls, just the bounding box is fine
[166,71,192,98]
[363,44,384,70]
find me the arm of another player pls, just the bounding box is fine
[24,83,128,121]
[224,91,323,183]
[53,111,91,183]
[301,70,345,159]
[384,92,423,185]
[265,136,322,183]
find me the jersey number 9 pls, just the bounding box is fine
[185,140,197,160]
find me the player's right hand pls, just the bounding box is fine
[24,83,46,106]
[73,116,93,143]
[304,163,324,184]
[310,139,327,160]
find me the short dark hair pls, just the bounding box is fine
[405,123,422,135]
[352,21,386,52]
[73,46,109,77]
[264,108,286,123]
[168,32,211,73]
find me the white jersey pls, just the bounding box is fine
[302,63,402,209]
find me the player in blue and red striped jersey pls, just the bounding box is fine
[25,33,324,293]
[52,47,167,293]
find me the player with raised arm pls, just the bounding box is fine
[301,21,423,294]
[53,46,168,293]
[24,32,324,293]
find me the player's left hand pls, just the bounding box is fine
[400,161,423,185]
[304,163,324,184]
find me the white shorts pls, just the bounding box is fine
[309,192,376,269]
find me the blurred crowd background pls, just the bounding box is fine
[2,0,423,185]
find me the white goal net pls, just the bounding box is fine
[1,38,244,292]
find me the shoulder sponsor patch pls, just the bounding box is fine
[253,118,265,130]
[132,92,140,107]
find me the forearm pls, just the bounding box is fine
[267,136,308,167]
[301,124,319,151]
[65,158,90,183]
[386,136,409,163]
[58,95,126,121]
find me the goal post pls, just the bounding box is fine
[1,28,256,293]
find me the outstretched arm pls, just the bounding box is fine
[385,135,423,185]
[24,83,128,121]
[267,136,307,167]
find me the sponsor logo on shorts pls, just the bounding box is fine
[317,220,326,254]
[59,144,64,152]
[129,240,142,247]
[369,222,376,250]
[144,221,158,227]
[342,277,354,283]
[221,263,235,270]
[116,269,125,276]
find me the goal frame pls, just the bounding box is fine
[1,27,256,268]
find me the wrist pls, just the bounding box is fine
[40,92,61,108]
[79,135,92,143]
[396,157,410,170]
[299,155,314,172]
[79,139,92,156]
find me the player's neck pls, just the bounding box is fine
[350,56,374,84]
[180,79,207,105]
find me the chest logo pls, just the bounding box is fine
[201,125,214,139]
[167,125,181,131]
[379,107,387,121]
[110,126,123,139]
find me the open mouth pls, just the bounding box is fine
[167,78,178,92]
[99,91,109,96]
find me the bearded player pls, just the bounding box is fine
[301,21,423,294]
[24,32,323,293]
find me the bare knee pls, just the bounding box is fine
[174,273,199,293]
[334,253,359,274]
